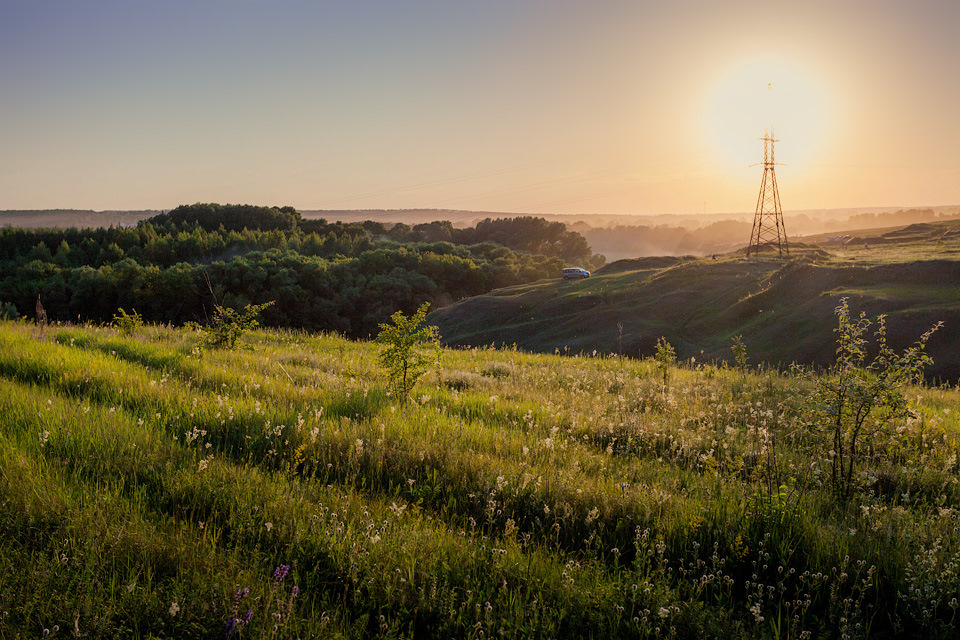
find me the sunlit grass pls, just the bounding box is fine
[0,319,958,638]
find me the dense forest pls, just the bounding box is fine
[0,203,604,337]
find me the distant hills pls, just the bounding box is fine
[429,219,960,383]
[4,205,957,259]
[0,209,161,229]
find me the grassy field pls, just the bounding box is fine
[1,318,959,638]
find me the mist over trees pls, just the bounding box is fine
[0,203,603,337]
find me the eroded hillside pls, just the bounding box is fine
[430,244,960,381]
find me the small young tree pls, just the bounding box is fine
[805,298,941,499]
[375,302,440,404]
[654,336,676,391]
[191,301,274,350]
[112,307,144,336]
[731,334,749,372]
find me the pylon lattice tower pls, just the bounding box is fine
[747,128,789,256]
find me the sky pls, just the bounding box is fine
[2,0,959,216]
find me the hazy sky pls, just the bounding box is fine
[2,0,958,215]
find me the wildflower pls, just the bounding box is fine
[169,601,180,617]
[273,564,290,581]
[585,507,600,524]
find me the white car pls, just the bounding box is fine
[562,267,591,279]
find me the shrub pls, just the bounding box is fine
[0,302,18,321]
[375,302,440,403]
[803,298,941,499]
[731,334,748,372]
[655,336,676,391]
[112,307,144,336]
[191,301,274,350]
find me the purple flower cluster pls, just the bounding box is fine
[273,564,290,581]
[223,608,254,636]
[224,587,254,636]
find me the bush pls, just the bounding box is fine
[731,334,748,372]
[191,301,274,350]
[655,336,676,390]
[803,298,941,499]
[0,302,18,321]
[112,307,144,336]
[375,302,440,403]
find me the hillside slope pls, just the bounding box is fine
[430,246,960,381]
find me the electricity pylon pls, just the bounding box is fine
[747,128,789,257]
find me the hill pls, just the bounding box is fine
[430,221,960,382]
[0,209,160,228]
[0,204,598,338]
[0,319,958,637]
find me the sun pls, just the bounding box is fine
[703,58,832,169]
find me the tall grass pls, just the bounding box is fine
[0,319,958,638]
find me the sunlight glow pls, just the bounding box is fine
[703,58,832,169]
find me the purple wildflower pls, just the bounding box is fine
[292,586,299,597]
[224,617,237,635]
[241,608,254,626]
[273,564,290,581]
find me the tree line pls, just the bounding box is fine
[0,203,604,337]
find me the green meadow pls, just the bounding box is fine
[1,317,958,638]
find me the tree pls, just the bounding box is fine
[731,335,749,372]
[112,307,144,336]
[191,301,274,350]
[375,302,440,403]
[804,299,941,499]
[654,336,676,391]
